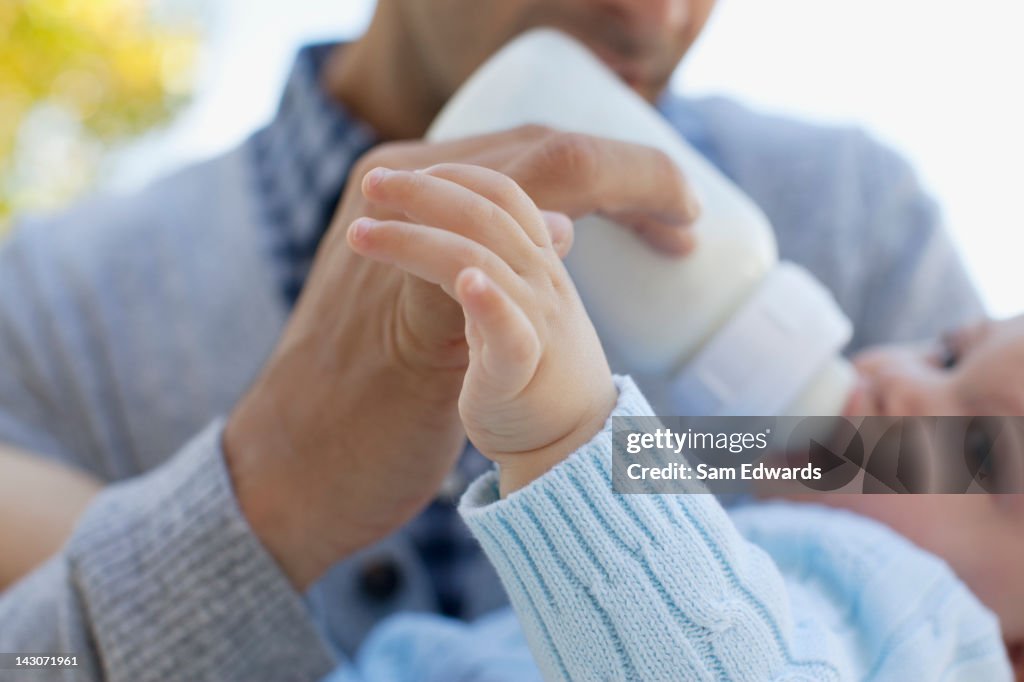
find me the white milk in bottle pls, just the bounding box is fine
[427,29,855,416]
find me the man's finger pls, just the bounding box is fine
[610,211,698,256]
[355,123,557,177]
[506,132,700,253]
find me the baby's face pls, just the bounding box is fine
[813,494,1024,644]
[796,316,1024,648]
[845,315,1024,416]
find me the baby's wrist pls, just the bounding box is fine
[494,384,617,497]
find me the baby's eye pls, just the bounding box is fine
[963,421,997,486]
[935,334,961,370]
[937,344,959,369]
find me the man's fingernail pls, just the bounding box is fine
[365,167,391,188]
[350,217,378,240]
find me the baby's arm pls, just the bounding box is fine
[461,384,1011,681]
[0,445,101,589]
[347,164,1012,681]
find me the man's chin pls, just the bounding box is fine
[509,20,667,101]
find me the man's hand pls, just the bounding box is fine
[347,164,618,497]
[224,125,700,589]
[0,446,102,589]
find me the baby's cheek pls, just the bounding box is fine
[958,546,1024,638]
[811,496,927,534]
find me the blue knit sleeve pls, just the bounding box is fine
[459,375,1012,681]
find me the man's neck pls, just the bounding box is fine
[322,8,446,141]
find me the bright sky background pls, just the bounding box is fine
[116,0,1024,316]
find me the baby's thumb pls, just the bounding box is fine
[454,267,540,392]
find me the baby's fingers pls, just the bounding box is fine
[542,211,574,259]
[347,217,519,296]
[455,268,540,392]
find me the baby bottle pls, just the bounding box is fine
[427,29,855,416]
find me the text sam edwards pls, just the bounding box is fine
[626,462,822,481]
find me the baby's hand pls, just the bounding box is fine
[348,163,617,495]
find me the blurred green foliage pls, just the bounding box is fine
[0,0,198,231]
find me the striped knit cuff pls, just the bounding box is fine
[66,419,336,682]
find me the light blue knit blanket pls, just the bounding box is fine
[327,377,1011,681]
